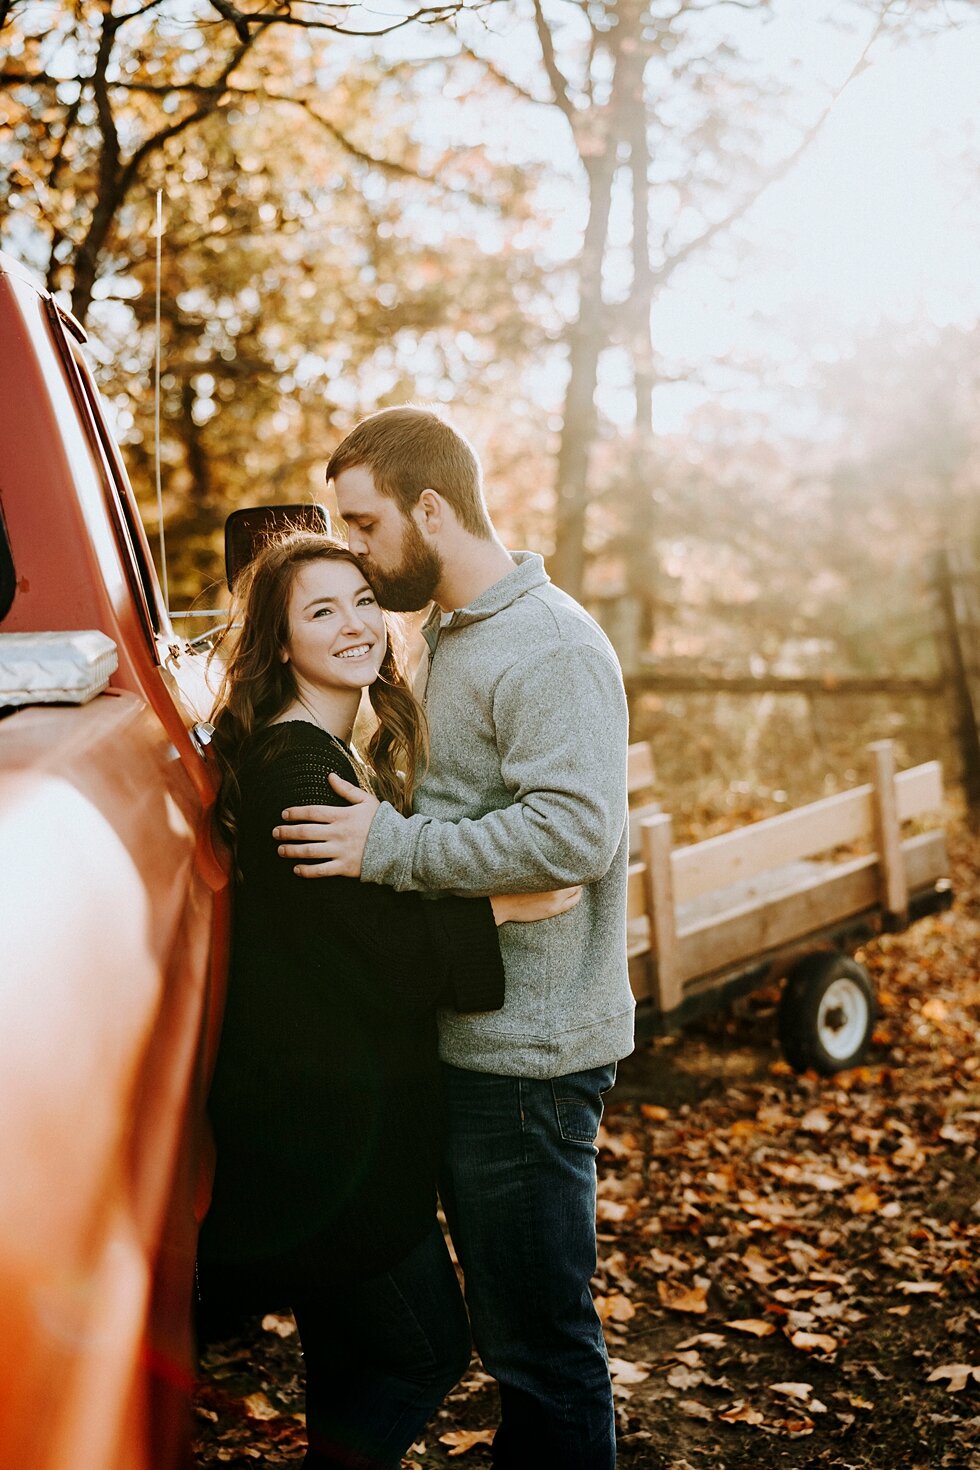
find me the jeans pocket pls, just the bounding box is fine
[551,1064,616,1147]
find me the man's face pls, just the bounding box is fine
[334,464,442,612]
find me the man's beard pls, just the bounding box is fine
[365,518,443,611]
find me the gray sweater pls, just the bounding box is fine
[361,551,635,1079]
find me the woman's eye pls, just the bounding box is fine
[313,607,332,618]
[357,595,376,607]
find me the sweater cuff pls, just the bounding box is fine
[361,801,416,888]
[430,895,505,1014]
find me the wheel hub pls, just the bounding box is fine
[816,977,870,1060]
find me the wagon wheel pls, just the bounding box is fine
[777,952,877,1076]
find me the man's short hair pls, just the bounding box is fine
[326,406,493,539]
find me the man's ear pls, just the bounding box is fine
[415,488,445,535]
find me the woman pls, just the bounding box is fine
[197,531,577,1470]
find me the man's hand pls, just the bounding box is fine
[273,773,381,877]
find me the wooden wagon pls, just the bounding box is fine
[625,739,953,1073]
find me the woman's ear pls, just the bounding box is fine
[280,648,289,664]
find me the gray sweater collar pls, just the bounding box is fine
[421,551,549,650]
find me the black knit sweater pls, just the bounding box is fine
[198,721,504,1287]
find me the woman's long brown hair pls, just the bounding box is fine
[208,531,428,844]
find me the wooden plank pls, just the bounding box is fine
[626,861,651,967]
[641,813,682,1012]
[895,761,944,820]
[671,786,874,905]
[669,758,944,905]
[904,829,948,890]
[676,855,880,983]
[869,741,908,921]
[625,670,944,697]
[629,800,662,858]
[628,741,656,796]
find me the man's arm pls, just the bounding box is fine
[277,641,628,895]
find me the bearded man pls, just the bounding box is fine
[275,405,634,1470]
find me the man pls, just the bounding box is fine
[275,406,634,1469]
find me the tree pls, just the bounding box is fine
[0,0,498,324]
[450,0,975,607]
[0,1,551,603]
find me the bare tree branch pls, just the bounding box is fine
[203,0,483,38]
[118,31,259,194]
[454,41,545,105]
[653,5,892,290]
[531,0,578,125]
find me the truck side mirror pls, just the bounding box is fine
[224,505,332,593]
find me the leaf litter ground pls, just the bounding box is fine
[194,827,980,1469]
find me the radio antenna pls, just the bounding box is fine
[153,188,170,615]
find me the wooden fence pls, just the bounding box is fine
[604,546,980,824]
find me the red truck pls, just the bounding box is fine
[0,249,232,1470]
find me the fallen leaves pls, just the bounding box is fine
[927,1364,980,1393]
[438,1428,496,1457]
[242,1393,279,1422]
[595,1293,636,1324]
[608,1357,651,1386]
[725,1318,777,1337]
[788,1331,839,1356]
[260,1313,295,1339]
[657,1281,709,1314]
[194,829,980,1469]
[718,1400,764,1426]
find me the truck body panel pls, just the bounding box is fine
[0,251,229,1469]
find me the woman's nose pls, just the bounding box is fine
[340,605,366,633]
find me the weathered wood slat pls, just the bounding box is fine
[628,741,656,796]
[870,741,908,920]
[642,813,682,1013]
[629,801,662,858]
[671,830,948,987]
[903,829,947,890]
[671,787,873,904]
[670,761,945,905]
[895,761,944,820]
[675,855,880,982]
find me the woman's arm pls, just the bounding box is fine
[250,732,505,1015]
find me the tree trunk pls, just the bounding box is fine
[623,2,658,651]
[551,137,619,598]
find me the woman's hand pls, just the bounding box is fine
[490,887,583,926]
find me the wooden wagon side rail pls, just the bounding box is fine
[626,741,950,1018]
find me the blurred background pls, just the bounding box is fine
[2,0,978,830]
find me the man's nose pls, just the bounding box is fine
[347,528,367,556]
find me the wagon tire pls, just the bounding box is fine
[778,952,876,1075]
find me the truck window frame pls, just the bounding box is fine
[46,299,164,653]
[0,497,14,623]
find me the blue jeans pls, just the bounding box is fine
[292,1224,470,1469]
[440,1062,618,1470]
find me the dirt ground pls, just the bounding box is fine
[194,829,980,1470]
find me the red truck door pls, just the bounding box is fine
[0,250,230,1470]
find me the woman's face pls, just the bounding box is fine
[281,557,387,693]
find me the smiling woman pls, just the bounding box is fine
[208,532,428,822]
[197,531,504,1467]
[195,530,579,1469]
